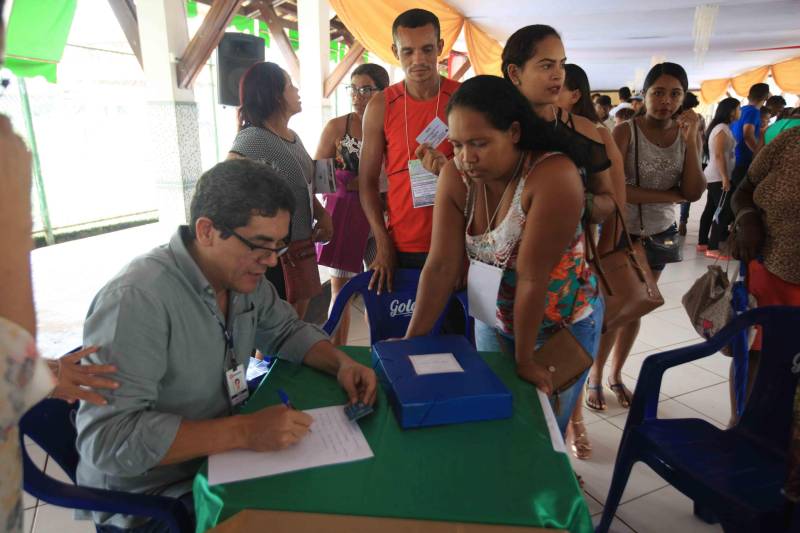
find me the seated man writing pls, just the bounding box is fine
[75,159,377,531]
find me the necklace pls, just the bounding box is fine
[482,154,525,244]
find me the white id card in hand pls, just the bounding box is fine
[313,158,337,194]
[415,116,449,149]
[225,363,249,407]
[408,159,437,208]
[467,259,504,326]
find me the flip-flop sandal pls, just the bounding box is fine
[585,382,607,411]
[607,379,633,408]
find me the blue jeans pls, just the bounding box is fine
[474,297,605,436]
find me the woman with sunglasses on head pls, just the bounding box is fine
[315,64,390,345]
[556,63,626,460]
[405,75,603,437]
[228,62,332,319]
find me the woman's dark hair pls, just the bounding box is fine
[637,62,689,117]
[642,62,689,95]
[501,25,561,81]
[563,64,600,123]
[446,75,583,164]
[705,97,740,147]
[238,62,287,131]
[189,159,296,239]
[682,92,700,110]
[351,63,390,90]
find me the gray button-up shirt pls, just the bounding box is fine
[75,227,328,528]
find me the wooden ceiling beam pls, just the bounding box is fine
[324,42,365,98]
[177,0,241,88]
[108,0,143,68]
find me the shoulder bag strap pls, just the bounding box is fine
[633,120,646,237]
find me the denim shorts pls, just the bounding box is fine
[474,296,605,436]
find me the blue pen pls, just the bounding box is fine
[278,388,311,432]
[277,388,294,409]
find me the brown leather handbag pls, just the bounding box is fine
[586,199,664,332]
[499,294,593,414]
[280,238,322,303]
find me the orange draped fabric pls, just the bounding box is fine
[700,79,731,105]
[328,0,465,65]
[772,57,800,94]
[329,0,506,78]
[463,22,503,76]
[730,66,770,98]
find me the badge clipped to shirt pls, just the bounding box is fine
[408,159,438,208]
[225,362,249,407]
[415,116,449,150]
[467,259,504,326]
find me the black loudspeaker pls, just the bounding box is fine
[217,32,265,106]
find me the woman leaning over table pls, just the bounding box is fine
[228,61,333,319]
[405,75,603,436]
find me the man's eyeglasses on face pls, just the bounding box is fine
[346,85,379,97]
[226,228,289,258]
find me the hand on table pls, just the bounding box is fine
[48,346,119,405]
[337,360,378,406]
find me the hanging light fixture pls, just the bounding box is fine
[693,4,719,66]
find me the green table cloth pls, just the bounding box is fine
[193,347,592,533]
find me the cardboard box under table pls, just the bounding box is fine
[193,347,591,533]
[372,335,513,428]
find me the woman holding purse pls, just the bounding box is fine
[228,62,333,319]
[595,62,705,409]
[404,76,603,436]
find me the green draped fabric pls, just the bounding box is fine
[5,0,77,83]
[193,347,592,533]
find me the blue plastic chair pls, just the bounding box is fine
[596,306,800,533]
[20,398,193,532]
[322,268,474,345]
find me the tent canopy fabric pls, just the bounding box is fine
[5,0,77,83]
[331,0,800,101]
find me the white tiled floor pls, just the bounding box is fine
[26,206,732,532]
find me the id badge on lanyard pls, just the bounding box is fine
[221,328,249,407]
[467,259,504,326]
[408,159,437,208]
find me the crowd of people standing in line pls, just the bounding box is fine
[3,4,800,532]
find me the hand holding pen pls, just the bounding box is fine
[238,390,313,451]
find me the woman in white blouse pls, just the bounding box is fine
[701,97,741,257]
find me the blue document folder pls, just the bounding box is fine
[372,335,513,429]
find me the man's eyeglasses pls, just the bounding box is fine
[226,228,289,258]
[346,85,379,97]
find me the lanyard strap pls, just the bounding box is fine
[403,77,442,162]
[205,295,238,370]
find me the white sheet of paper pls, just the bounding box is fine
[408,159,437,208]
[537,389,567,454]
[415,116,449,149]
[313,158,337,194]
[467,260,504,326]
[207,405,373,486]
[408,353,465,375]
